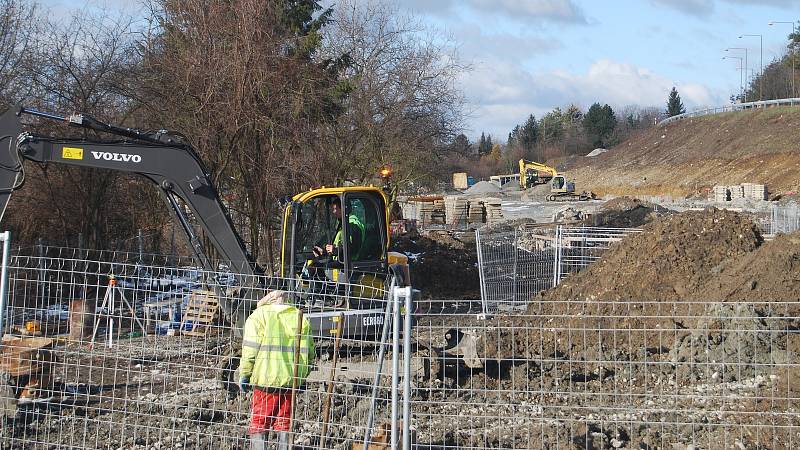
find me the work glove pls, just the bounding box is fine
[238,377,251,393]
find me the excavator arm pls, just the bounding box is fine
[518,158,558,189]
[0,105,258,277]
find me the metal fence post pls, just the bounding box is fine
[402,286,413,450]
[475,229,488,315]
[512,227,518,305]
[0,231,10,338]
[391,285,401,449]
[552,225,561,288]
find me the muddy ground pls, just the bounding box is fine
[3,208,799,449]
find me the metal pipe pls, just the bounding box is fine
[391,287,400,449]
[402,286,413,450]
[287,309,305,448]
[475,229,488,315]
[362,290,395,448]
[0,231,10,339]
[318,313,344,450]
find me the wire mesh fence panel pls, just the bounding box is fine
[556,227,642,283]
[477,226,641,315]
[476,226,557,315]
[407,300,800,449]
[0,246,406,449]
[768,203,800,236]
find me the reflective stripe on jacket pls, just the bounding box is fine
[238,304,314,388]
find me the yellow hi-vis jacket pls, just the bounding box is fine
[238,304,314,389]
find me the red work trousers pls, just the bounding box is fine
[248,388,293,434]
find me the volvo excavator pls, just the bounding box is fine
[0,105,411,339]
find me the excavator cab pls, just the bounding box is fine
[281,186,408,309]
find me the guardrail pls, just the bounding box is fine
[658,97,800,126]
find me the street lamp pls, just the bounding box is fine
[726,47,748,101]
[740,34,762,100]
[769,21,797,98]
[723,55,744,101]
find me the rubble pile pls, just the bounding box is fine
[391,231,479,299]
[585,196,663,228]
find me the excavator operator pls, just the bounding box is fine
[312,197,365,262]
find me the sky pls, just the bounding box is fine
[39,0,800,142]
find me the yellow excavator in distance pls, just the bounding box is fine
[518,159,558,189]
[518,158,595,202]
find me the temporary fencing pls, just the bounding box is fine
[3,237,800,449]
[0,242,408,449]
[765,203,800,236]
[410,299,800,449]
[476,225,641,315]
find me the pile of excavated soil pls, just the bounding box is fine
[585,196,663,228]
[697,232,800,303]
[391,232,479,299]
[552,207,762,301]
[468,209,799,386]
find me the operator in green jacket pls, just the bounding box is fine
[238,290,314,450]
[312,196,366,261]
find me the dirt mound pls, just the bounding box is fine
[391,232,479,299]
[567,106,800,197]
[697,231,800,302]
[584,196,666,228]
[552,208,762,301]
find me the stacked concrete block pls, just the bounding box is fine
[444,195,469,227]
[742,183,768,200]
[467,200,485,224]
[712,185,729,202]
[483,198,504,224]
[712,184,768,202]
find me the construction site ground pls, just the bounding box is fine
[3,106,800,449]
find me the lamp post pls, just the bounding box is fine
[723,55,744,102]
[726,47,748,101]
[769,21,797,98]
[740,34,763,100]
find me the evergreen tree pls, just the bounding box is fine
[518,114,537,152]
[507,125,520,148]
[478,132,491,155]
[583,103,617,148]
[666,86,686,117]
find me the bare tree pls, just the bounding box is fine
[4,6,161,249]
[131,0,341,269]
[0,0,41,104]
[318,0,469,191]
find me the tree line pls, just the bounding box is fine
[0,0,468,269]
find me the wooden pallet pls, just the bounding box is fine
[180,290,219,337]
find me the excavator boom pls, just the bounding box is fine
[0,105,257,276]
[518,158,558,189]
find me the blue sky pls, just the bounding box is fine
[39,0,800,141]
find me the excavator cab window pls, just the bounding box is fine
[293,196,339,269]
[345,195,384,266]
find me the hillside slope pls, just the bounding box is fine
[565,106,800,198]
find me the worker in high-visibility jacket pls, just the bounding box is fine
[313,196,365,261]
[238,290,314,450]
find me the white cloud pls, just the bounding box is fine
[462,59,723,138]
[456,27,563,63]
[649,0,715,17]
[469,0,588,24]
[398,0,588,24]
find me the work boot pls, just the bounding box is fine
[249,432,266,450]
[277,431,290,450]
